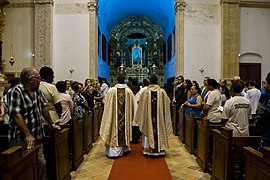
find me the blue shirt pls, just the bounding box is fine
[185,94,201,118]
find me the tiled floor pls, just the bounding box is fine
[71,135,211,180]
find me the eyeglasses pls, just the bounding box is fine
[30,76,41,80]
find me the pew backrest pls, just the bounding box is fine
[0,124,9,152]
[244,147,270,180]
[178,108,185,143]
[212,127,261,180]
[196,118,225,173]
[0,146,39,180]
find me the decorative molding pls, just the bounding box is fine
[88,1,97,12]
[34,0,53,5]
[175,1,186,12]
[240,1,270,8]
[0,10,6,40]
[239,52,262,58]
[5,3,34,8]
[111,16,163,40]
[185,4,219,25]
[220,0,241,4]
[55,3,88,14]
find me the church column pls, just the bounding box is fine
[174,0,185,76]
[0,5,6,76]
[220,0,240,79]
[33,0,54,68]
[88,0,98,79]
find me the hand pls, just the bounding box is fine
[52,124,61,131]
[25,134,35,150]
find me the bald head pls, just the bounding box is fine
[20,67,38,83]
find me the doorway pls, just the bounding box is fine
[239,63,261,89]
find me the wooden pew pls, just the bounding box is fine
[178,108,185,143]
[43,128,71,180]
[70,118,84,170]
[93,106,100,143]
[83,110,93,154]
[244,147,270,180]
[0,146,39,180]
[184,112,197,154]
[98,105,104,131]
[0,124,9,152]
[171,104,179,135]
[196,119,225,173]
[211,127,261,180]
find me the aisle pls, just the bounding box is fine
[108,138,171,180]
[71,135,211,180]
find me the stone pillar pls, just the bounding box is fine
[220,0,240,79]
[33,0,54,68]
[88,0,98,79]
[174,0,185,76]
[0,8,6,76]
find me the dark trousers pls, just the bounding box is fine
[132,126,141,143]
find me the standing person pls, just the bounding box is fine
[39,66,62,124]
[174,75,185,109]
[201,76,210,102]
[131,79,149,144]
[134,75,172,156]
[6,67,61,180]
[255,73,270,151]
[182,83,202,118]
[220,84,230,107]
[99,75,134,158]
[72,82,89,119]
[100,78,109,104]
[93,82,104,105]
[56,81,74,125]
[202,79,222,123]
[222,82,252,137]
[244,80,261,117]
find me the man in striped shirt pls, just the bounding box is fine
[6,67,60,180]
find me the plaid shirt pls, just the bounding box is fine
[6,84,47,141]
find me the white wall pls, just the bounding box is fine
[240,7,270,80]
[53,1,89,83]
[2,6,34,74]
[184,1,221,86]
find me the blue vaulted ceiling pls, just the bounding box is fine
[98,0,175,40]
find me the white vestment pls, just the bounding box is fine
[99,83,134,157]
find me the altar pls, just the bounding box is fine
[125,66,149,82]
[109,39,164,86]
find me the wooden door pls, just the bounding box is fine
[240,63,261,89]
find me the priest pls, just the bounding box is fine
[134,74,172,156]
[99,75,134,158]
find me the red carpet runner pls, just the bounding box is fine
[108,139,172,180]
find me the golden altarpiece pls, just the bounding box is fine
[109,16,165,86]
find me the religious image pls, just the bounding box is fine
[133,47,142,65]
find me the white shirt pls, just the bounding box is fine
[222,96,251,137]
[206,89,222,123]
[100,82,109,103]
[245,88,261,115]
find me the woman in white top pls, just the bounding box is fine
[56,81,74,125]
[203,79,222,123]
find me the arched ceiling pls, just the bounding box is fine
[98,0,175,39]
[110,16,164,40]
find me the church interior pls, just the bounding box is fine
[0,0,270,179]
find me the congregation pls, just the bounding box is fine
[0,66,270,180]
